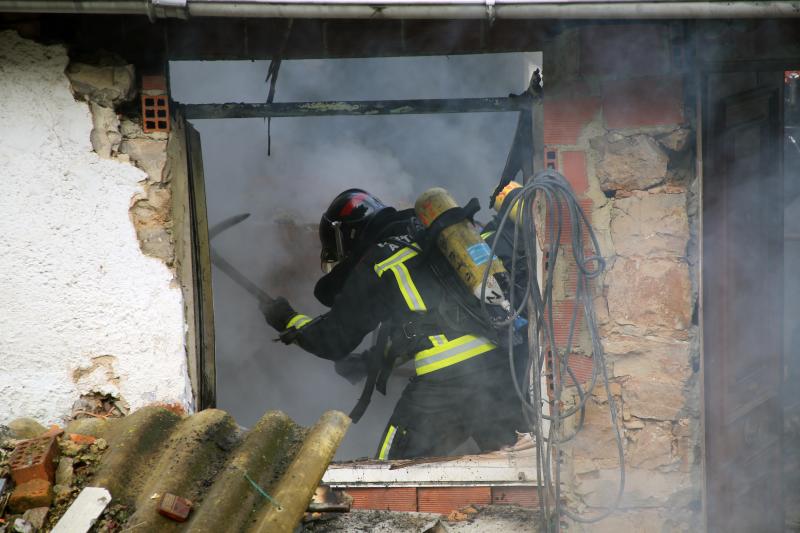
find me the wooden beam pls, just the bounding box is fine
[180,96,533,119]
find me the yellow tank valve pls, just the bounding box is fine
[491,181,523,224]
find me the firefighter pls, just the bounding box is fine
[261,188,526,459]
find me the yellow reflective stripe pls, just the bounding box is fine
[374,246,427,312]
[378,425,397,460]
[428,334,447,347]
[374,247,419,275]
[388,263,427,311]
[286,314,312,329]
[481,230,495,239]
[414,335,495,376]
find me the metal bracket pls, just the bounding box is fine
[149,0,189,20]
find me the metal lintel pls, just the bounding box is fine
[180,96,531,119]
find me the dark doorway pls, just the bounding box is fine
[703,70,786,532]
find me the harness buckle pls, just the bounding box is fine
[402,322,417,339]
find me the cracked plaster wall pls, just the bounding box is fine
[0,31,191,425]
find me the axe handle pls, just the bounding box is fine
[210,249,275,305]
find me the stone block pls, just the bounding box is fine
[89,103,121,159]
[624,378,685,422]
[605,257,691,337]
[9,479,53,513]
[626,421,674,469]
[21,507,48,530]
[119,138,167,182]
[658,127,692,152]
[610,191,689,258]
[567,401,624,473]
[592,134,669,193]
[575,468,690,508]
[66,62,135,107]
[8,419,46,440]
[612,337,690,421]
[55,457,74,487]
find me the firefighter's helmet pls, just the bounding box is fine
[320,189,387,271]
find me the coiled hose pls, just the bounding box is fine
[480,169,625,529]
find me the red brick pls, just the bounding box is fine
[551,300,582,347]
[417,487,491,515]
[491,486,539,508]
[9,436,58,485]
[158,493,193,522]
[347,487,416,512]
[567,353,594,384]
[544,97,600,145]
[544,198,593,246]
[602,76,684,129]
[580,24,669,78]
[141,74,167,92]
[42,425,63,438]
[8,479,53,513]
[561,151,589,195]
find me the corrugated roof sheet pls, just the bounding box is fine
[4,407,349,533]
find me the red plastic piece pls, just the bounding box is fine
[8,436,58,485]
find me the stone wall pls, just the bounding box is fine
[0,31,191,425]
[542,23,701,530]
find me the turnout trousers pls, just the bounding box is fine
[376,353,526,460]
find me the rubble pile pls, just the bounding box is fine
[0,417,122,533]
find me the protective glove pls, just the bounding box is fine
[259,297,297,332]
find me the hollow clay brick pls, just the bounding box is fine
[8,436,58,485]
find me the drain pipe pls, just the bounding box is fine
[1,0,800,19]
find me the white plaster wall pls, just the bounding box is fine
[0,31,192,425]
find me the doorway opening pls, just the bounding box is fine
[702,67,800,531]
[169,52,541,461]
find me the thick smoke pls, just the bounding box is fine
[169,52,540,459]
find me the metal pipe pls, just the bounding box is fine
[2,0,800,19]
[181,96,529,119]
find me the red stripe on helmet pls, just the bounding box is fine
[339,193,368,217]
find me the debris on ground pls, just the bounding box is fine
[304,486,353,524]
[445,505,478,523]
[0,416,114,532]
[301,505,542,532]
[50,487,111,533]
[156,493,192,522]
[70,393,128,421]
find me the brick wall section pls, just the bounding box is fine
[348,487,417,512]
[346,485,538,514]
[491,486,539,508]
[542,22,700,531]
[417,487,492,514]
